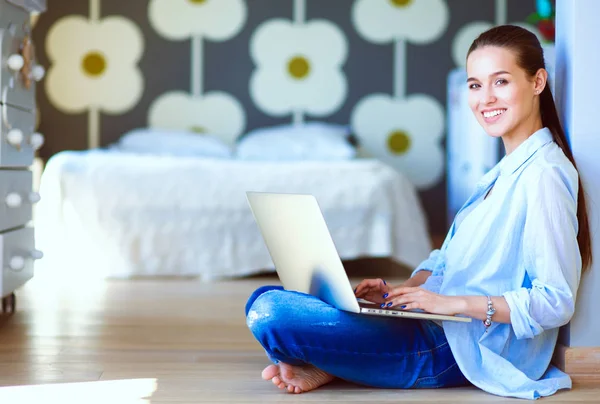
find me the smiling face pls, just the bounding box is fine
[466,45,545,148]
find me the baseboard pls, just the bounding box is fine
[552,344,600,385]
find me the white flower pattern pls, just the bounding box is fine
[249,19,348,117]
[147,0,248,144]
[148,92,245,145]
[352,0,449,44]
[351,94,445,189]
[148,0,247,41]
[45,16,144,113]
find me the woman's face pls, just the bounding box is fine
[466,46,540,139]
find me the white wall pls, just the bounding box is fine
[555,0,600,347]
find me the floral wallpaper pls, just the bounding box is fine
[351,0,449,188]
[250,5,348,125]
[32,0,536,234]
[147,0,247,144]
[45,0,144,149]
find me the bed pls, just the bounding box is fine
[34,127,432,280]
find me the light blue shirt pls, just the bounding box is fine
[413,127,581,399]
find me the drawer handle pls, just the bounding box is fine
[7,54,24,72]
[7,250,43,272]
[5,193,22,208]
[31,65,46,82]
[29,192,41,204]
[29,132,45,150]
[4,192,40,207]
[8,256,25,272]
[6,129,24,149]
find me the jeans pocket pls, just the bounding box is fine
[412,363,468,389]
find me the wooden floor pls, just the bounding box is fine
[0,272,598,403]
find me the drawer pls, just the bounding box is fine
[5,1,47,14]
[0,169,39,232]
[0,103,42,167]
[0,1,28,33]
[0,226,41,297]
[0,1,44,112]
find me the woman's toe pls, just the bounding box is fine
[261,364,279,380]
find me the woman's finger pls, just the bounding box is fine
[395,302,420,311]
[356,284,385,300]
[355,285,376,298]
[354,280,375,296]
[354,278,387,296]
[353,280,368,296]
[385,286,422,299]
[383,292,421,308]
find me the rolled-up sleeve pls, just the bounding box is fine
[411,249,445,293]
[503,166,581,340]
[411,249,441,278]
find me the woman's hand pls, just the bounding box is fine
[384,286,466,316]
[354,278,390,304]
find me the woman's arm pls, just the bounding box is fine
[456,295,511,323]
[405,247,444,292]
[384,287,512,324]
[503,167,580,338]
[402,269,432,287]
[410,249,442,279]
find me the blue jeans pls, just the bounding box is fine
[245,285,470,389]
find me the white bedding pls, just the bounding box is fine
[35,150,432,280]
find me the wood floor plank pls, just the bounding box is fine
[0,275,596,402]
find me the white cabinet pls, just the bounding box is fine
[0,0,45,313]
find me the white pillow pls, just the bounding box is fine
[116,128,233,158]
[236,122,356,161]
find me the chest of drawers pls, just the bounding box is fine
[0,0,45,313]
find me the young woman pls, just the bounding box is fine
[244,25,592,399]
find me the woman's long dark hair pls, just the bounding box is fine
[467,25,592,271]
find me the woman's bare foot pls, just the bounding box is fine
[261,363,335,394]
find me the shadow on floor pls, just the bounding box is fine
[245,257,413,282]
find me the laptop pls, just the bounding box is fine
[246,192,471,323]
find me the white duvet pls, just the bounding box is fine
[35,150,432,280]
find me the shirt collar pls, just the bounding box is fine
[470,127,554,195]
[498,127,554,176]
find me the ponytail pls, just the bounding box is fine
[539,85,592,271]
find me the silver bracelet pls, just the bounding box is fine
[484,296,496,332]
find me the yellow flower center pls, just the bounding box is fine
[288,56,310,80]
[387,130,411,154]
[188,0,207,5]
[82,51,107,77]
[190,125,206,134]
[389,0,413,7]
